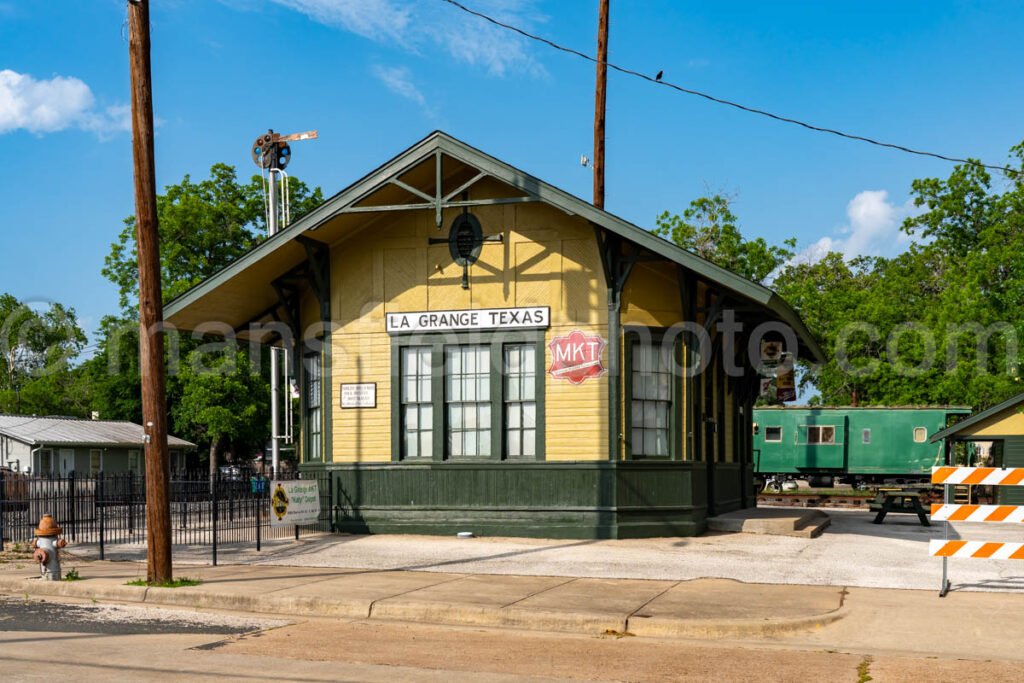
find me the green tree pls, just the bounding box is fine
[773,145,1024,409]
[654,195,796,284]
[0,294,88,415]
[103,163,324,310]
[172,348,270,475]
[94,163,323,463]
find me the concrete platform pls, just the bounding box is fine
[707,507,831,537]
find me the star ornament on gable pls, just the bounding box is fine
[548,330,607,385]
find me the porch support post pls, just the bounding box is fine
[594,226,633,461]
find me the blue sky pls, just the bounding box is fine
[4,0,1024,347]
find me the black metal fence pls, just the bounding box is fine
[0,469,333,565]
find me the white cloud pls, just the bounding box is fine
[371,65,425,106]
[268,0,546,77]
[270,0,411,43]
[0,70,130,138]
[801,190,915,261]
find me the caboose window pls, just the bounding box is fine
[764,426,782,442]
[913,427,927,443]
[806,425,836,444]
[862,428,871,444]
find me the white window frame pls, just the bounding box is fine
[804,425,837,445]
[764,426,783,443]
[913,427,927,443]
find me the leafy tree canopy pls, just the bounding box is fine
[103,163,324,311]
[654,194,796,284]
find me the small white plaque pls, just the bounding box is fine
[341,382,377,409]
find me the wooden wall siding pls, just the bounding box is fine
[957,410,1024,438]
[621,260,683,328]
[333,331,392,462]
[322,460,708,538]
[325,200,615,463]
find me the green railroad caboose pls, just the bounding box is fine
[752,406,971,486]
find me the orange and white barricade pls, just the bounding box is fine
[931,466,1024,596]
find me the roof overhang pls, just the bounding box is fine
[165,131,825,363]
[931,392,1024,442]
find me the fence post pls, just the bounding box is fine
[97,472,105,561]
[255,476,262,553]
[68,471,76,542]
[0,467,6,549]
[328,472,335,533]
[211,471,218,567]
[128,472,135,537]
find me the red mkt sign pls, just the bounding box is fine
[548,330,607,385]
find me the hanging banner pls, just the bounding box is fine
[270,480,321,527]
[548,330,606,385]
[776,366,797,402]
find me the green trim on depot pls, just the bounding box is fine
[305,459,753,539]
[164,131,823,363]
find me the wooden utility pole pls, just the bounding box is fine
[593,0,610,208]
[128,0,173,583]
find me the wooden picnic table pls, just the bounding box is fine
[871,488,931,526]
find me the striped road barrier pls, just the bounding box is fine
[929,540,1024,560]
[931,466,1024,486]
[930,504,1024,523]
[930,466,1024,596]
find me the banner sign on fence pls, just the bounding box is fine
[270,480,320,527]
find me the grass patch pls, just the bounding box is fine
[63,568,82,581]
[857,655,873,682]
[126,577,202,588]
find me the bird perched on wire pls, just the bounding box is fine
[655,70,664,82]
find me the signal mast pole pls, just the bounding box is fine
[127,0,172,583]
[251,130,317,475]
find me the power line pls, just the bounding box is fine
[440,0,1015,175]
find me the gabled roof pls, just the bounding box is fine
[164,130,824,362]
[0,414,196,449]
[930,393,1024,442]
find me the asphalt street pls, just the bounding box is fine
[0,596,282,635]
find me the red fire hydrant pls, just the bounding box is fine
[32,514,67,581]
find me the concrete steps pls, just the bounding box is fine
[707,508,831,538]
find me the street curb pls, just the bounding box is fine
[0,574,847,639]
[625,604,849,639]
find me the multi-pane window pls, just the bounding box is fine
[504,344,537,458]
[806,425,836,444]
[401,347,433,458]
[630,342,673,457]
[446,346,491,457]
[89,449,102,475]
[304,352,322,461]
[127,449,140,472]
[39,449,52,474]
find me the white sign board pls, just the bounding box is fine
[341,382,376,409]
[269,480,320,527]
[386,306,550,334]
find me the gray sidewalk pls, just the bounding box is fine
[0,558,846,639]
[4,555,1024,664]
[67,508,1024,592]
